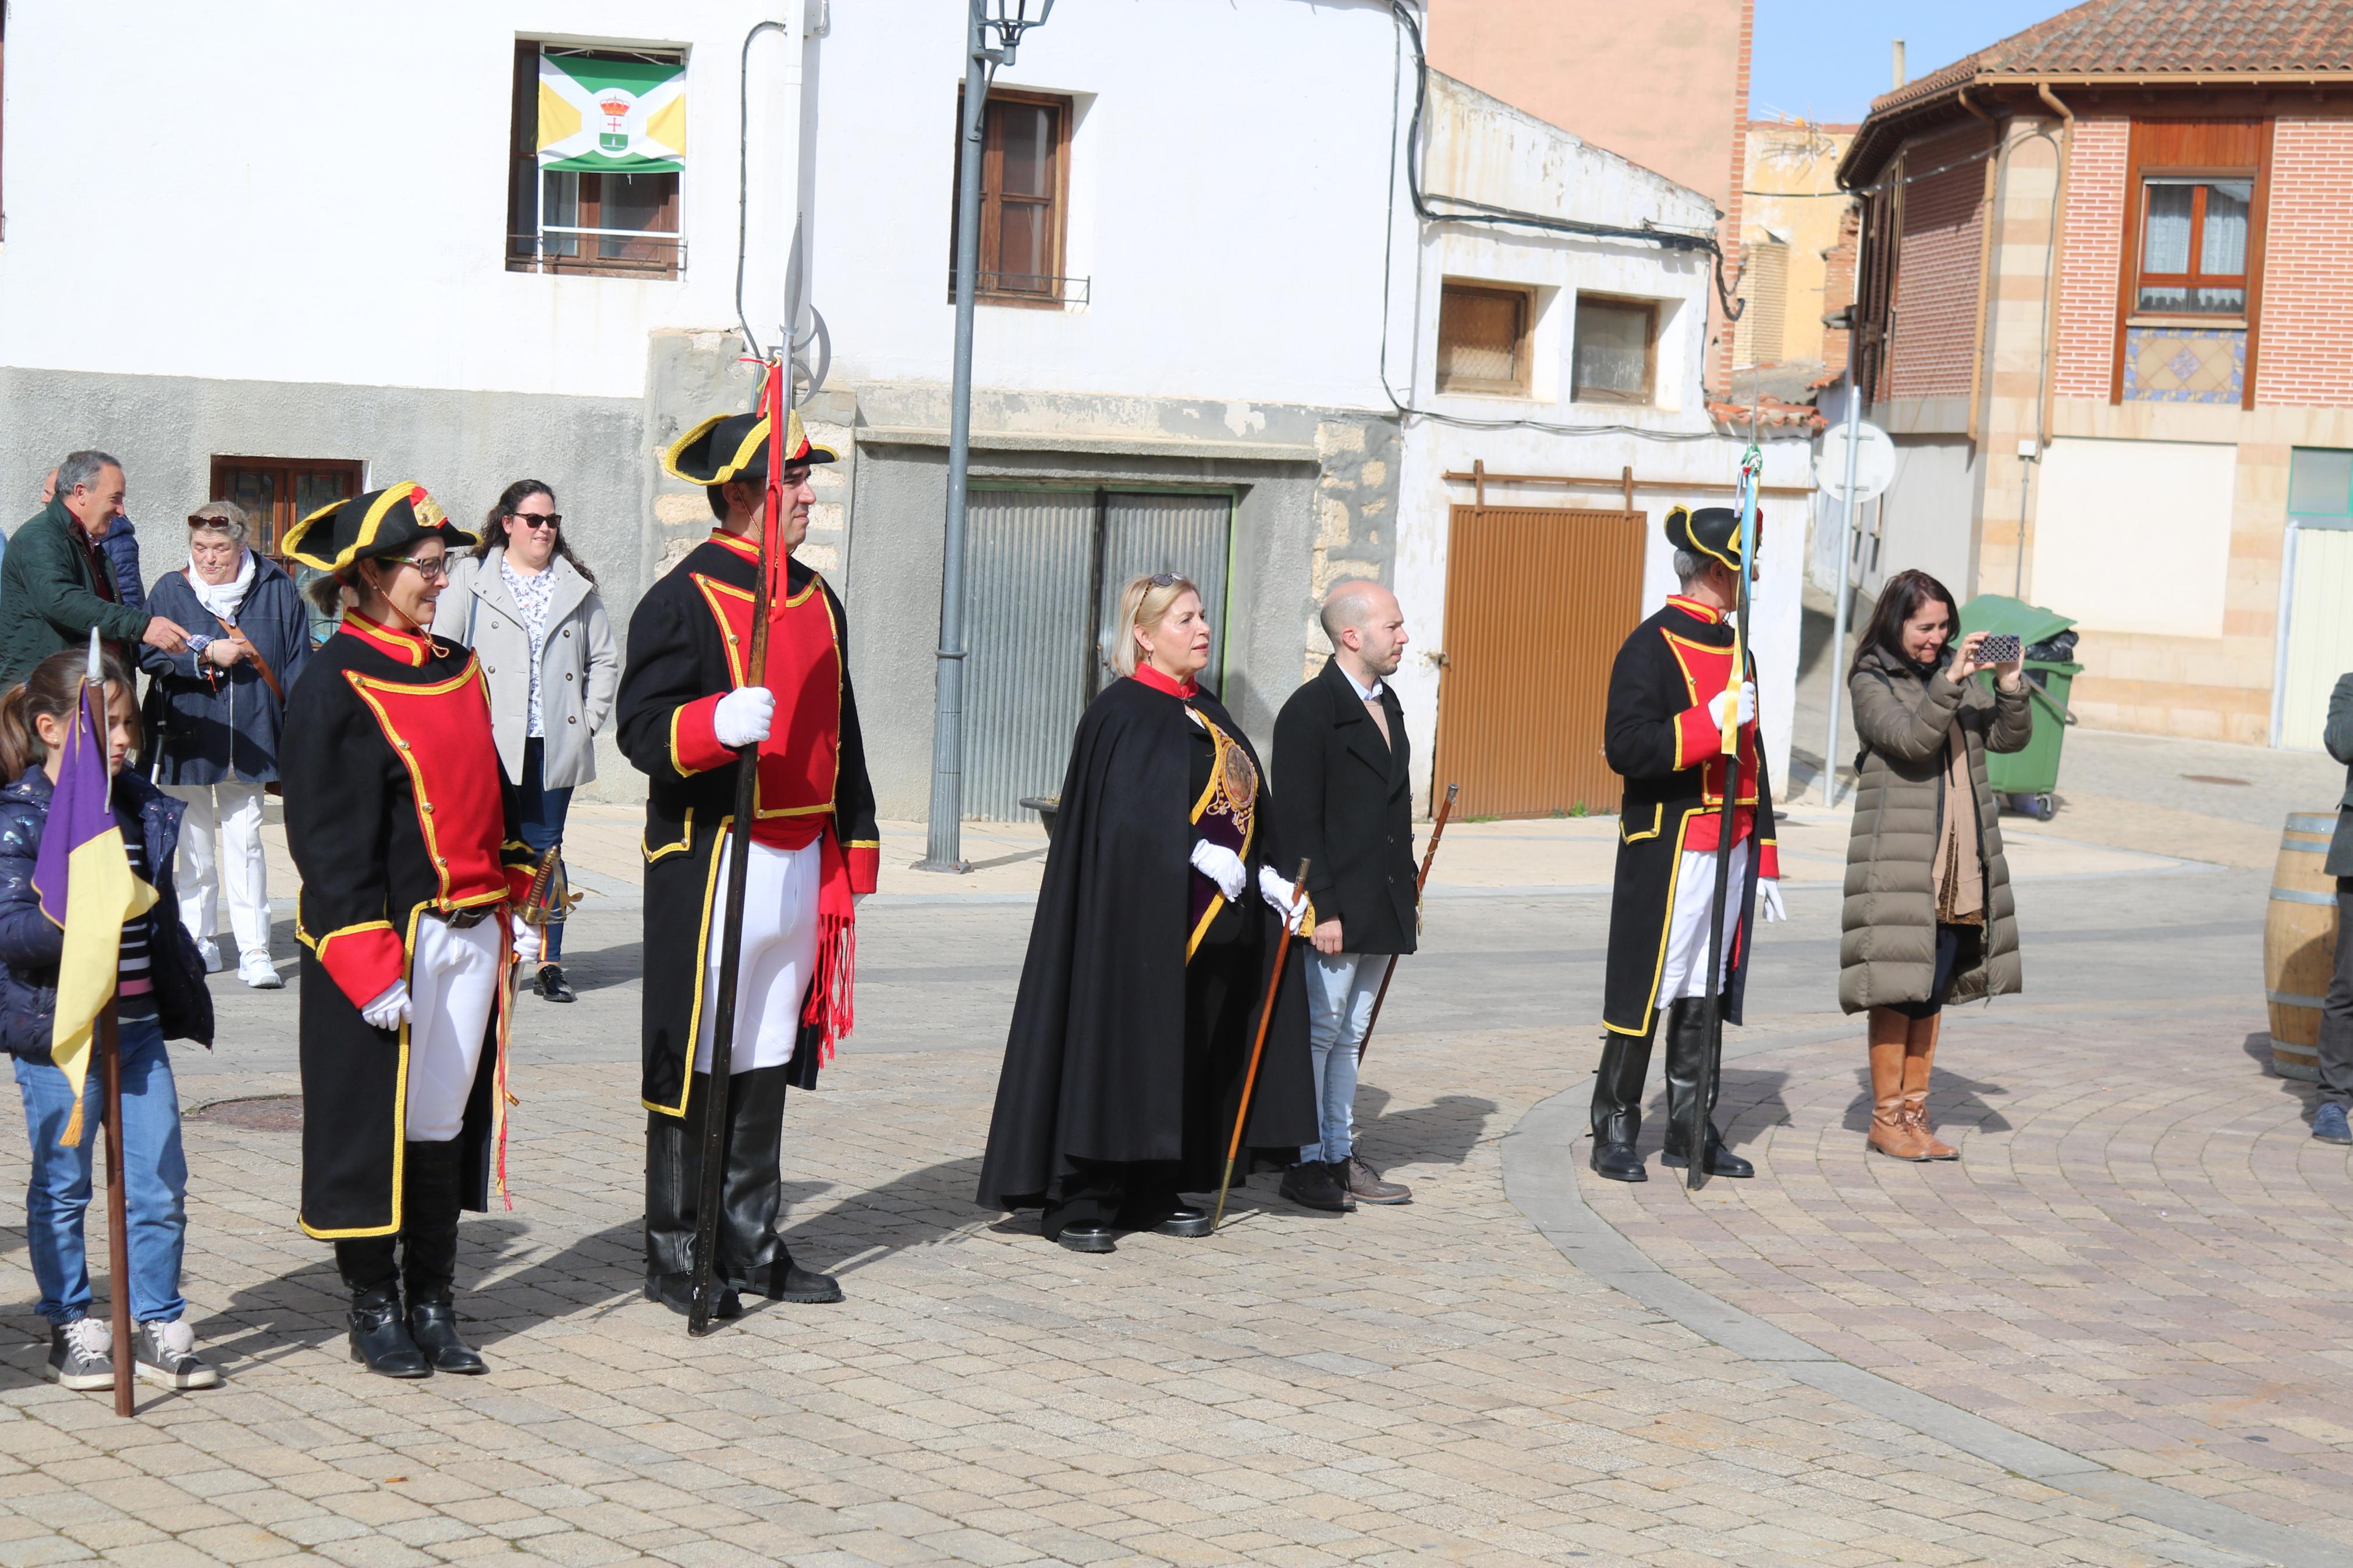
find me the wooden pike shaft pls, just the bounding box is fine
[1355,782,1459,1065]
[1211,857,1311,1232]
[101,1002,132,1416]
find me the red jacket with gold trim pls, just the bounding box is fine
[1599,595,1777,1037]
[614,534,878,1117]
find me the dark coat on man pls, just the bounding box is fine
[139,554,313,787]
[0,500,153,687]
[975,675,1317,1211]
[95,517,147,615]
[1600,596,1777,1039]
[1272,657,1417,955]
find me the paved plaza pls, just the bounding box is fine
[3,745,2351,1567]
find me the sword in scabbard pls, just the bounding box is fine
[1355,781,1457,1065]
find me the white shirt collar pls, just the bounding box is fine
[1336,662,1383,702]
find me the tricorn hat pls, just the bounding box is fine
[662,406,836,487]
[1665,504,1762,574]
[282,482,475,574]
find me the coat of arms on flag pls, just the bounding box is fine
[537,52,686,173]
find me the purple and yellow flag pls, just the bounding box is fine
[31,634,155,1146]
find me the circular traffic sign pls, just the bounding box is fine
[1816,421,1896,502]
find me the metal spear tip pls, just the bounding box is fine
[86,626,102,685]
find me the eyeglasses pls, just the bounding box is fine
[388,555,452,580]
[510,513,562,529]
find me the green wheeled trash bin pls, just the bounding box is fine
[1958,595,2082,822]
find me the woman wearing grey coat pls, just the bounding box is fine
[1840,569,2032,1162]
[431,481,618,1003]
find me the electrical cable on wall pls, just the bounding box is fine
[1377,1,1746,445]
[734,19,790,361]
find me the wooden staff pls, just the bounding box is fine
[1355,782,1458,1065]
[1211,857,1311,1232]
[687,360,787,1336]
[100,1001,131,1416]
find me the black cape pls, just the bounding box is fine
[975,677,1317,1210]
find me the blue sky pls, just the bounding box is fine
[1751,0,2078,125]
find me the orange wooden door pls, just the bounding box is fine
[1433,504,1645,819]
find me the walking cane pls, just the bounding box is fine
[1687,450,1762,1193]
[99,1000,132,1416]
[1211,857,1311,1232]
[686,357,790,1336]
[1355,782,1458,1065]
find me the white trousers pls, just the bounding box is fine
[1655,845,1751,1005]
[405,916,503,1142]
[162,782,271,964]
[693,835,821,1075]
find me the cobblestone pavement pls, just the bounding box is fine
[1,844,2346,1565]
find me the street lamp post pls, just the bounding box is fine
[917,0,1056,873]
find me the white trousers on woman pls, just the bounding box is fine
[163,782,272,966]
[692,835,821,1074]
[404,916,505,1143]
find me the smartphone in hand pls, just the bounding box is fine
[1976,633,2022,665]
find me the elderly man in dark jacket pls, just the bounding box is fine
[1270,579,1419,1213]
[0,452,187,685]
[2314,674,2353,1145]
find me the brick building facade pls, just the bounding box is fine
[1840,0,2353,748]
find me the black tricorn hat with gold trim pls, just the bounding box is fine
[662,407,836,487]
[1665,504,1761,574]
[282,482,476,574]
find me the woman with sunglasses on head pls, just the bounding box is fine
[433,482,617,1004]
[279,485,542,1378]
[975,572,1319,1253]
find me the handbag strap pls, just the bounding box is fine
[184,568,286,706]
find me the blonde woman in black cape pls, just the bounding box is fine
[976,574,1319,1252]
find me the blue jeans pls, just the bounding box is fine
[11,1017,189,1325]
[518,737,576,961]
[1300,951,1387,1164]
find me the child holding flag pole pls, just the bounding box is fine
[1,637,217,1401]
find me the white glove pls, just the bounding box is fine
[1189,840,1247,901]
[512,916,542,965]
[1757,879,1786,924]
[360,981,412,1031]
[712,686,776,748]
[1258,865,1308,933]
[1708,682,1758,728]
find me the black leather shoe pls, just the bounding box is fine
[535,964,576,1004]
[1589,1141,1648,1183]
[1661,1132,1755,1179]
[407,1302,487,1374]
[1054,1224,1117,1253]
[766,1258,844,1304]
[1154,1205,1213,1238]
[1279,1159,1353,1212]
[347,1288,431,1378]
[644,1271,743,1319]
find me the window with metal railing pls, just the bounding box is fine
[506,42,686,279]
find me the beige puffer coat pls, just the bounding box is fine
[1839,642,2034,1015]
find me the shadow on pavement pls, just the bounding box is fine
[1838,1058,2013,1134]
[1354,1087,1500,1169]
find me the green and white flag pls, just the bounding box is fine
[538,53,685,173]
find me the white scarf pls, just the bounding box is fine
[189,547,257,623]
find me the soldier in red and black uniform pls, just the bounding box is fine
[616,406,878,1318]
[280,485,540,1378]
[1592,506,1784,1185]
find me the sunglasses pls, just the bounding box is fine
[1149,571,1184,586]
[509,513,562,529]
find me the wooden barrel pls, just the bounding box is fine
[2265,811,2340,1080]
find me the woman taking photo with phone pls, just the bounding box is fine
[1840,569,2032,1161]
[434,481,617,1004]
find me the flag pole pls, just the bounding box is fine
[100,998,132,1416]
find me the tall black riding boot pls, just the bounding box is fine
[1588,1029,1655,1183]
[1660,999,1754,1178]
[643,1079,741,1319]
[726,1067,842,1304]
[401,1139,487,1373]
[336,1234,428,1378]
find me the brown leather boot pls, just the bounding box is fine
[1901,1017,1958,1160]
[1866,1008,1930,1161]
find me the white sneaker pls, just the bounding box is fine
[197,942,223,975]
[134,1317,220,1389]
[239,955,283,989]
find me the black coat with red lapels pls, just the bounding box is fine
[613,532,879,1120]
[281,611,538,1239]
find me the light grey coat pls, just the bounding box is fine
[1839,641,2034,1015]
[433,549,618,791]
